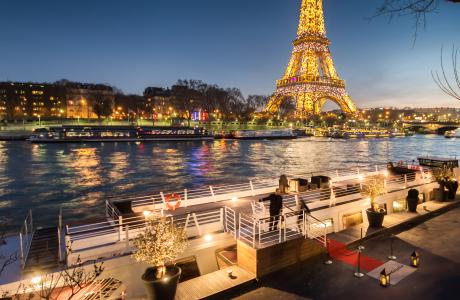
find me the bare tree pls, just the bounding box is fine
[432,46,460,101]
[2,258,104,300]
[0,222,17,277]
[375,0,460,40]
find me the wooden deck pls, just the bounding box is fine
[175,266,256,300]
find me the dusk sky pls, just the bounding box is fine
[1,0,459,109]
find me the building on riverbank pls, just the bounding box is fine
[0,81,114,121]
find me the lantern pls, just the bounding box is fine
[410,251,420,268]
[379,268,390,287]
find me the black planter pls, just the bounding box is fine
[446,181,458,200]
[406,189,419,213]
[366,208,385,228]
[142,266,181,300]
[407,197,419,212]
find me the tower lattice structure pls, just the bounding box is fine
[266,0,356,117]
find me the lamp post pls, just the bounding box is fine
[37,115,41,127]
[410,251,420,268]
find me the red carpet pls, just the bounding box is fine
[326,239,384,272]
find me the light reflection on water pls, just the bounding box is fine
[0,135,458,231]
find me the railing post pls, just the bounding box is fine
[125,225,130,252]
[238,214,241,240]
[252,220,256,248]
[375,165,379,172]
[357,167,360,175]
[118,216,123,241]
[105,200,109,219]
[29,209,33,233]
[283,216,287,241]
[160,192,166,210]
[279,216,282,243]
[19,232,24,269]
[336,170,339,177]
[184,189,188,207]
[249,180,255,196]
[209,186,216,202]
[404,174,408,188]
[57,226,62,262]
[220,208,224,230]
[193,213,202,236]
[295,194,299,207]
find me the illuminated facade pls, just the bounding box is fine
[266,0,356,117]
[0,81,114,120]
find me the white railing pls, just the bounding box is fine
[224,207,237,238]
[19,209,34,269]
[65,208,225,265]
[305,214,328,248]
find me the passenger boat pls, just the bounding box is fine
[444,130,457,139]
[232,129,297,140]
[29,125,214,143]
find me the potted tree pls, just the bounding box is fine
[433,166,456,201]
[406,189,420,213]
[133,216,187,300]
[361,175,387,228]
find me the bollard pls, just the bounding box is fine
[324,239,333,265]
[354,245,365,278]
[388,234,397,260]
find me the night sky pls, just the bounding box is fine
[1,0,459,108]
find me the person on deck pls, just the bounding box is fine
[261,192,283,231]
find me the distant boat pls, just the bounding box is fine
[232,129,297,140]
[444,130,457,139]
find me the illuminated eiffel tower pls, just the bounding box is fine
[266,0,356,117]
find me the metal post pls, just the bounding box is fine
[388,234,397,260]
[19,232,24,268]
[249,180,255,196]
[252,220,256,248]
[336,170,339,177]
[184,189,188,207]
[58,226,62,262]
[295,195,299,207]
[160,192,166,209]
[357,167,360,175]
[279,216,282,243]
[324,238,333,265]
[354,246,365,278]
[29,209,33,233]
[238,214,241,240]
[125,225,130,251]
[118,216,123,241]
[209,186,215,201]
[404,174,408,188]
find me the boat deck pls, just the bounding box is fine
[175,266,256,300]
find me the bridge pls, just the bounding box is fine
[402,121,460,134]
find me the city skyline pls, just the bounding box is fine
[1,0,460,109]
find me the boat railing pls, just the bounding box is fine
[65,207,226,265]
[305,213,328,248]
[19,209,34,269]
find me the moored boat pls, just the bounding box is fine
[29,125,214,143]
[232,129,297,140]
[444,130,457,139]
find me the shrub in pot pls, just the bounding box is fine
[446,180,458,200]
[406,189,419,212]
[133,216,188,300]
[433,166,455,201]
[361,175,387,228]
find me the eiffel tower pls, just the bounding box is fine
[266,0,356,118]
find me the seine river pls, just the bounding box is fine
[0,135,459,232]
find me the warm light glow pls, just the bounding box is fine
[204,234,213,242]
[231,196,238,202]
[143,210,152,218]
[31,276,42,285]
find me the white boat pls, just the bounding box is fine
[444,130,457,139]
[232,129,297,140]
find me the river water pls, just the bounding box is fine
[0,135,458,231]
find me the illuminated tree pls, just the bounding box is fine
[133,217,187,279]
[361,175,387,212]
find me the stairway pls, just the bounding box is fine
[24,227,60,273]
